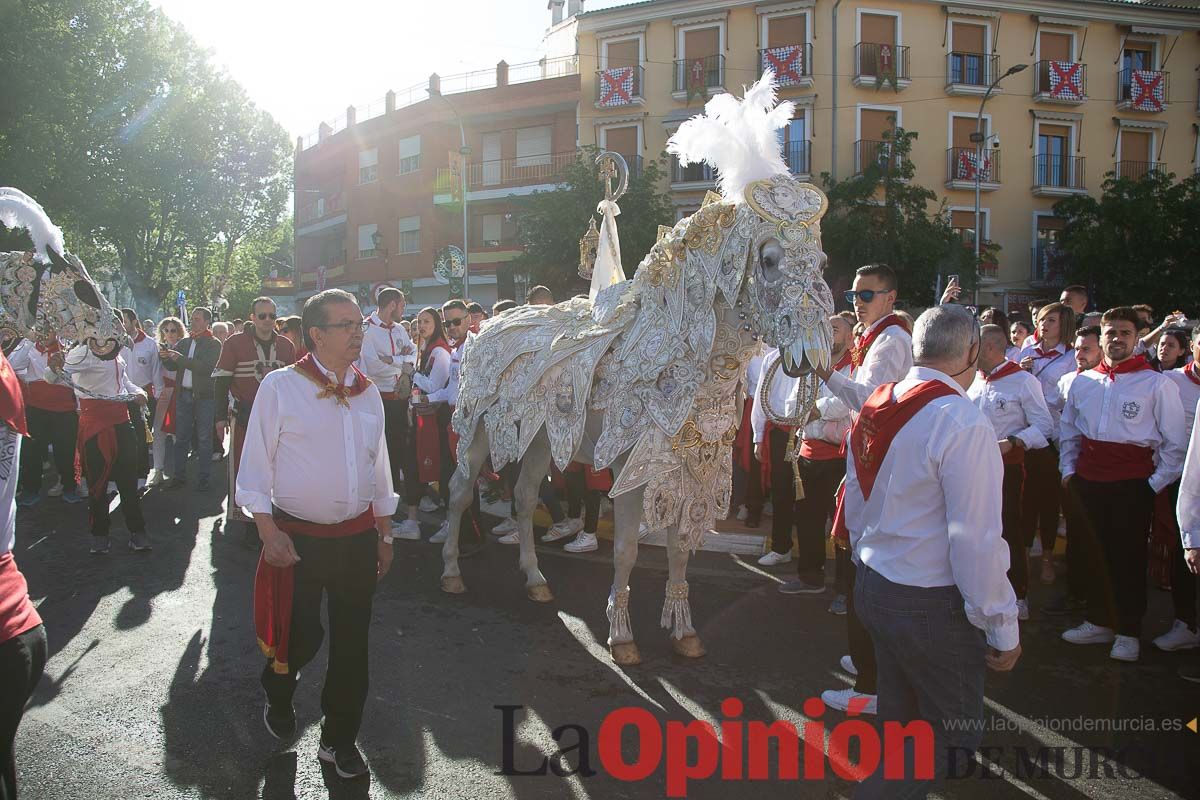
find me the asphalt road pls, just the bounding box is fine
[9,464,1200,800]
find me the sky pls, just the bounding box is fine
[152,0,630,139]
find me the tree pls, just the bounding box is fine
[514,149,675,298]
[819,127,976,307]
[1052,170,1200,312]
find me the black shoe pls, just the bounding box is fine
[778,579,825,595]
[262,689,296,740]
[318,740,369,779]
[1043,594,1086,617]
[168,478,186,489]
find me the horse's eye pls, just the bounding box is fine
[73,280,102,309]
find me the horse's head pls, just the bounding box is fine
[39,247,127,349]
[735,177,833,377]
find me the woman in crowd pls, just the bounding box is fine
[148,316,184,486]
[1156,328,1191,371]
[411,308,453,516]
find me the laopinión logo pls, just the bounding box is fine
[496,697,935,797]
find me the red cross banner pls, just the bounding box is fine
[598,67,634,107]
[956,149,992,182]
[1130,69,1164,112]
[1048,61,1083,100]
[687,58,709,103]
[762,46,804,86]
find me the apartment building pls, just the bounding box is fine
[559,0,1200,312]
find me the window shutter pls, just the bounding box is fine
[358,224,377,254]
[516,126,552,167]
[359,148,378,168]
[398,136,420,159]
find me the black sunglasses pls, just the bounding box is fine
[256,312,277,321]
[444,316,467,327]
[844,289,889,304]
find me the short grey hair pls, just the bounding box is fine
[913,304,979,365]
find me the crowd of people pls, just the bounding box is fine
[2,267,1199,791]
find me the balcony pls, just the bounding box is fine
[1031,244,1067,287]
[673,54,725,99]
[1032,154,1086,197]
[434,150,578,202]
[853,43,910,89]
[1114,160,1164,181]
[783,140,811,178]
[595,65,644,108]
[1033,60,1087,104]
[854,139,902,176]
[296,192,344,226]
[1117,68,1169,112]
[946,147,1001,191]
[946,52,999,96]
[758,44,812,89]
[671,156,717,188]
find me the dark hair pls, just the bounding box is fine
[442,299,468,315]
[854,263,897,292]
[1074,325,1101,343]
[1159,328,1190,369]
[526,285,554,304]
[243,321,254,334]
[466,301,484,315]
[282,315,303,335]
[493,299,517,315]
[301,288,358,349]
[191,306,213,323]
[978,306,1008,331]
[377,288,403,309]
[1101,306,1143,329]
[1062,285,1088,302]
[232,318,244,327]
[1011,319,1031,335]
[120,307,139,326]
[417,307,448,373]
[250,296,275,313]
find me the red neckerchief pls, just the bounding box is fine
[1096,354,1153,382]
[1034,344,1062,358]
[0,350,28,436]
[34,339,60,355]
[291,353,370,407]
[985,360,1024,383]
[420,337,452,376]
[851,314,904,372]
[133,330,147,344]
[369,314,394,330]
[193,330,215,339]
[469,321,481,335]
[1184,362,1200,386]
[850,380,959,500]
[831,349,852,373]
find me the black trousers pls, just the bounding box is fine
[565,470,601,532]
[383,397,417,507]
[125,401,150,479]
[845,559,877,694]
[793,456,844,578]
[1071,476,1155,636]
[1163,480,1197,627]
[1021,445,1061,551]
[261,530,378,748]
[19,407,77,494]
[1001,462,1027,599]
[0,624,47,800]
[767,426,796,556]
[84,422,145,537]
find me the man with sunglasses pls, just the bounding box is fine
[423,300,476,544]
[214,297,296,545]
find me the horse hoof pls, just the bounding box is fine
[527,584,555,603]
[610,641,642,666]
[671,634,706,659]
[441,576,467,594]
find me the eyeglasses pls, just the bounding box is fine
[315,319,370,333]
[444,316,467,328]
[256,312,277,321]
[844,289,888,304]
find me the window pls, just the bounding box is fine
[358,148,378,184]
[1034,215,1066,281]
[605,38,640,69]
[398,216,419,254]
[858,12,897,77]
[950,209,988,247]
[398,135,421,175]
[949,22,987,84]
[602,126,638,160]
[766,13,806,48]
[776,115,808,175]
[480,214,503,247]
[515,126,552,168]
[1036,124,1071,185]
[357,224,378,259]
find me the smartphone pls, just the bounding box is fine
[947,274,960,285]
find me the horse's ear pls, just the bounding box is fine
[46,247,70,273]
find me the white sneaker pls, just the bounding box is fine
[419,496,441,513]
[429,522,449,544]
[757,550,792,567]
[1062,621,1116,645]
[1017,599,1030,621]
[392,519,421,540]
[498,530,521,545]
[46,481,63,497]
[492,517,518,535]
[1153,620,1200,652]
[821,688,877,715]
[1029,539,1044,558]
[1110,635,1140,662]
[735,505,748,522]
[839,655,858,676]
[564,532,598,553]
[542,517,582,542]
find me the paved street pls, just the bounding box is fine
[10,467,1200,800]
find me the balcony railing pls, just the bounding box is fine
[671,157,717,184]
[947,146,1001,185]
[673,54,725,95]
[783,140,811,176]
[1031,244,1066,286]
[435,150,578,195]
[619,154,644,180]
[854,139,901,175]
[1118,68,1169,112]
[296,192,344,225]
[1114,160,1164,181]
[1032,154,1086,191]
[596,65,644,107]
[758,44,812,86]
[947,52,998,87]
[1034,60,1087,101]
[854,43,910,84]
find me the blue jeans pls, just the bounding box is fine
[172,389,214,482]
[854,565,987,800]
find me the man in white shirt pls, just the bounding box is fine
[1059,306,1187,662]
[425,299,474,544]
[1176,393,1200,683]
[358,288,420,540]
[849,305,1020,798]
[9,332,81,506]
[968,325,1055,622]
[120,308,161,480]
[237,288,397,781]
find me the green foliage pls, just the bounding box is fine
[819,127,975,306]
[1052,170,1200,312]
[0,0,291,317]
[514,149,674,298]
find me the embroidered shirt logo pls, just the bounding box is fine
[1122,401,1141,420]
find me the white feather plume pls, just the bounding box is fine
[666,70,795,202]
[0,187,65,262]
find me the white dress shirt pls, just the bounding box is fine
[847,366,1018,651]
[1177,397,1200,549]
[63,345,146,400]
[1016,342,1074,427]
[750,347,797,444]
[413,344,453,403]
[428,338,467,406]
[745,349,765,399]
[966,362,1055,451]
[358,312,416,392]
[8,339,56,384]
[180,339,196,389]
[1164,366,1200,439]
[824,316,913,411]
[122,332,162,391]
[1059,365,1187,493]
[236,354,399,524]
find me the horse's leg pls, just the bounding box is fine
[607,485,644,666]
[514,431,554,602]
[663,523,706,658]
[441,421,489,594]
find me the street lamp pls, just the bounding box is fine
[431,90,472,298]
[970,63,1027,301]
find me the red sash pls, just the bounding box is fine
[759,421,795,491]
[77,399,130,500]
[1077,437,1154,482]
[985,360,1024,383]
[1096,354,1153,382]
[1184,362,1200,386]
[415,340,453,483]
[851,314,905,373]
[734,397,754,473]
[22,380,76,413]
[0,351,28,436]
[254,506,375,675]
[162,375,177,434]
[799,350,853,462]
[565,461,614,492]
[0,553,41,645]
